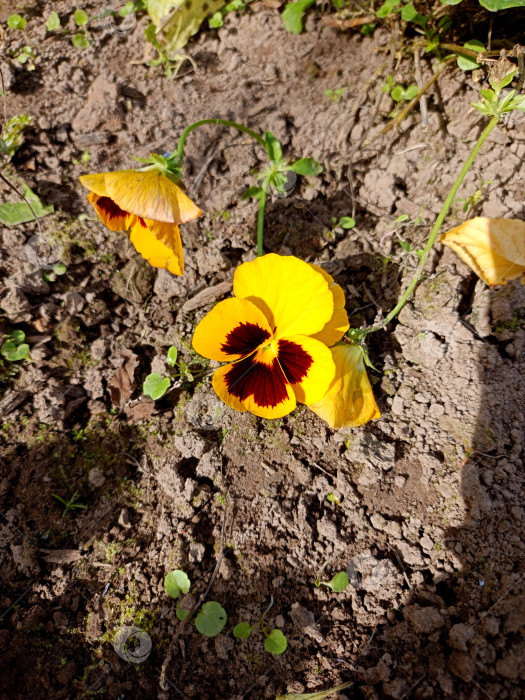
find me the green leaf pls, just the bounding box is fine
[391,85,404,102]
[164,569,191,598]
[1,114,33,157]
[264,629,287,655]
[166,346,178,367]
[439,0,463,4]
[46,11,61,31]
[404,85,419,101]
[147,0,228,53]
[281,0,316,34]
[265,131,283,162]
[243,185,264,201]
[176,604,191,620]
[290,158,323,176]
[53,262,67,275]
[233,622,252,638]
[400,3,427,26]
[7,14,26,30]
[74,9,89,26]
[209,12,224,27]
[376,0,401,17]
[457,40,486,71]
[478,0,525,9]
[329,571,349,592]
[1,340,29,362]
[72,33,91,49]
[338,216,355,229]
[143,373,170,400]
[9,330,26,344]
[195,601,227,637]
[0,183,54,226]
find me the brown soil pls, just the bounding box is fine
[1,2,525,699]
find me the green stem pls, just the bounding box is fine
[174,119,267,162]
[257,178,270,257]
[363,115,499,335]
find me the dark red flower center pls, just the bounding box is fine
[223,337,313,408]
[221,322,271,356]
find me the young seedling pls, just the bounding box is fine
[1,331,30,363]
[315,571,349,592]
[164,569,227,636]
[233,597,288,655]
[325,492,341,506]
[52,490,87,518]
[143,345,206,400]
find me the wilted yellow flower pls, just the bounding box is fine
[309,344,380,429]
[80,162,202,276]
[439,217,525,286]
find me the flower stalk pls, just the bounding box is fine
[364,114,499,335]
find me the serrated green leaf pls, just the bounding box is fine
[329,571,349,592]
[46,11,61,31]
[166,345,178,366]
[457,40,486,71]
[265,131,283,162]
[290,158,323,176]
[0,183,54,227]
[281,0,316,34]
[164,569,191,598]
[233,622,252,638]
[376,0,401,17]
[264,629,287,654]
[74,9,89,26]
[195,601,227,637]
[143,373,170,400]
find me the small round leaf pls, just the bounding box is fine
[143,373,170,400]
[338,216,356,229]
[195,601,227,637]
[329,571,349,592]
[164,570,191,599]
[264,629,287,655]
[233,622,252,639]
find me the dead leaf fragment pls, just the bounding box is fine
[40,549,82,564]
[439,217,525,286]
[108,350,139,409]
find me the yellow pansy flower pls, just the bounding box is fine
[192,254,349,419]
[80,165,202,276]
[309,343,381,429]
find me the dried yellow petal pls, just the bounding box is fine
[439,217,525,286]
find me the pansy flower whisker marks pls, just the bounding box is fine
[192,254,350,419]
[80,153,202,276]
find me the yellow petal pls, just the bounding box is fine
[105,170,202,224]
[277,335,335,405]
[87,192,130,231]
[129,216,184,276]
[309,264,350,346]
[439,217,525,286]
[212,353,296,419]
[192,298,273,362]
[309,344,381,429]
[233,254,334,339]
[80,173,109,197]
